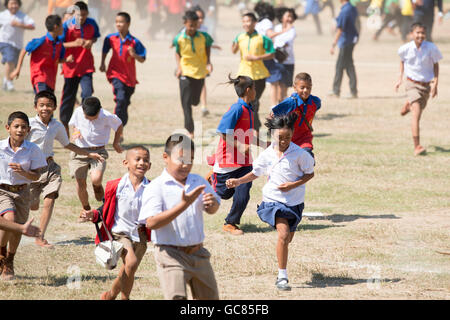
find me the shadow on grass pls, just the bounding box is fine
[309,214,400,223]
[299,224,344,231]
[428,146,450,154]
[313,133,332,138]
[316,113,349,121]
[54,236,95,246]
[298,272,402,288]
[240,223,343,233]
[14,274,144,287]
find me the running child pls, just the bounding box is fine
[226,112,315,291]
[80,146,151,300]
[100,11,146,137]
[0,111,47,281]
[395,22,442,156]
[68,96,123,215]
[0,0,35,92]
[27,91,104,248]
[11,15,74,93]
[139,134,220,300]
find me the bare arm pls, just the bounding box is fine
[278,172,314,192]
[395,61,404,91]
[11,20,35,30]
[226,172,259,189]
[128,47,146,63]
[8,164,41,181]
[99,52,107,72]
[10,49,27,79]
[431,62,439,98]
[231,41,239,54]
[175,52,182,77]
[64,143,104,162]
[113,124,123,153]
[330,28,343,55]
[0,216,41,237]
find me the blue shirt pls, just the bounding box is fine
[336,2,358,48]
[217,98,254,134]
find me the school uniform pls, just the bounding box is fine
[272,93,321,152]
[398,40,442,109]
[210,98,254,226]
[25,33,65,93]
[139,169,220,300]
[253,142,315,231]
[173,30,213,133]
[256,19,284,85]
[103,32,146,126]
[26,116,70,206]
[0,138,46,224]
[234,31,275,131]
[68,106,122,180]
[91,174,150,264]
[332,2,359,97]
[273,24,296,87]
[60,17,100,125]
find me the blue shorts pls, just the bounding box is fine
[0,42,20,65]
[281,64,295,87]
[264,59,285,83]
[257,201,304,232]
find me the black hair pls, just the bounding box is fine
[183,10,199,22]
[74,1,88,12]
[45,15,62,32]
[254,1,275,21]
[410,22,426,32]
[294,72,312,84]
[34,90,57,107]
[265,112,298,132]
[127,145,150,156]
[192,5,205,18]
[164,133,195,156]
[275,7,297,23]
[82,96,102,117]
[4,0,21,8]
[226,74,254,98]
[242,12,257,22]
[7,111,29,127]
[117,11,131,23]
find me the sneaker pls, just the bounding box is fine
[5,80,14,92]
[275,278,291,291]
[201,108,210,117]
[2,77,6,91]
[35,238,54,249]
[222,224,244,235]
[1,256,14,281]
[327,91,340,98]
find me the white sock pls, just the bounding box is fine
[278,269,288,280]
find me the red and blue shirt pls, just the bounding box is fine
[213,98,254,168]
[61,17,100,78]
[272,93,321,149]
[103,32,146,88]
[25,32,65,90]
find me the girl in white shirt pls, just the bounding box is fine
[225,112,315,291]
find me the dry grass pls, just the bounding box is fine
[0,3,449,300]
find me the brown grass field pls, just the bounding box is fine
[0,2,449,300]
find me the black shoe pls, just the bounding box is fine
[275,278,291,291]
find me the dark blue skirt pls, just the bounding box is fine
[264,59,285,83]
[257,201,304,232]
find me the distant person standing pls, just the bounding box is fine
[47,0,75,16]
[412,0,443,41]
[329,0,359,99]
[400,0,414,42]
[298,0,322,35]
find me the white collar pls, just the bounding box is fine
[0,137,30,151]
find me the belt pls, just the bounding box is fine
[83,145,105,151]
[0,184,27,193]
[407,77,430,86]
[159,243,203,255]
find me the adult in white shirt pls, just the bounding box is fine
[273,7,297,101]
[395,22,442,156]
[0,0,35,91]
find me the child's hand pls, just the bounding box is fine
[127,46,136,57]
[79,209,94,222]
[202,192,217,210]
[182,185,206,206]
[82,39,93,49]
[394,79,402,92]
[88,152,105,162]
[74,38,85,47]
[8,162,25,173]
[21,217,41,237]
[206,63,213,74]
[10,19,21,28]
[244,54,258,61]
[175,67,182,78]
[72,128,82,140]
[10,68,20,80]
[66,54,74,63]
[99,63,106,72]
[278,182,296,192]
[113,142,123,154]
[225,178,240,189]
[431,82,438,98]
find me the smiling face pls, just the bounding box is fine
[7,0,20,15]
[195,10,204,27]
[35,97,56,124]
[6,118,29,144]
[272,127,293,153]
[115,15,129,34]
[412,26,426,46]
[184,19,198,37]
[293,79,312,101]
[242,15,256,33]
[163,145,194,183]
[124,148,151,180]
[282,11,295,25]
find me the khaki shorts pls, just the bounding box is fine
[0,186,31,224]
[29,160,62,207]
[154,245,219,300]
[406,79,430,109]
[69,147,108,180]
[112,229,148,264]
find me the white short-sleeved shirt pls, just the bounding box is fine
[111,174,149,242]
[255,18,273,36]
[398,41,443,83]
[138,169,221,246]
[27,116,70,158]
[68,107,122,148]
[273,24,296,65]
[0,138,47,185]
[0,10,35,49]
[252,142,314,206]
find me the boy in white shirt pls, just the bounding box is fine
[395,22,442,156]
[226,113,314,291]
[0,0,35,91]
[27,91,104,248]
[68,96,123,214]
[139,134,221,300]
[80,146,151,300]
[0,111,47,281]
